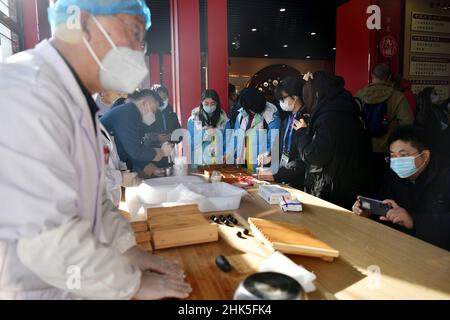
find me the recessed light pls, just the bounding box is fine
[264,54,268,57]
[306,56,311,59]
[310,32,317,36]
[251,28,257,32]
[332,47,336,50]
[283,44,288,48]
[280,8,286,12]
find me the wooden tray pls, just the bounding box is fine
[147,204,218,250]
[249,217,339,262]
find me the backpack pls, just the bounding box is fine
[361,101,389,138]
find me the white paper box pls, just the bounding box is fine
[279,196,303,212]
[259,185,292,204]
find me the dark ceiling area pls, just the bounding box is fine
[146,0,348,60]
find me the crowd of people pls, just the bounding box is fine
[97,62,449,252]
[0,0,448,301]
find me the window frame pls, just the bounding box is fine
[0,0,24,55]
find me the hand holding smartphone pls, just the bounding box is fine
[358,196,391,216]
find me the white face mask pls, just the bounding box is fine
[82,16,149,94]
[142,111,156,126]
[280,98,294,112]
[203,103,217,114]
[431,94,440,104]
[159,99,169,111]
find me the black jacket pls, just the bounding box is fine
[415,103,450,160]
[274,113,306,190]
[296,88,373,209]
[377,155,450,251]
[144,105,182,168]
[156,105,182,135]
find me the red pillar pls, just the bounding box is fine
[23,0,39,49]
[207,0,229,113]
[163,54,174,105]
[148,53,161,87]
[335,0,372,95]
[170,0,201,128]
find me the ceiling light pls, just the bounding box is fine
[306,56,311,59]
[333,47,336,50]
[283,44,288,48]
[310,32,317,36]
[264,54,268,57]
[280,8,286,12]
[251,28,257,32]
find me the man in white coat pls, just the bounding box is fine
[0,0,191,299]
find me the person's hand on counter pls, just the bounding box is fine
[124,245,185,278]
[134,272,192,300]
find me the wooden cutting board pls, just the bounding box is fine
[147,204,218,250]
[249,217,340,262]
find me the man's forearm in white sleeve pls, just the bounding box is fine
[17,217,142,300]
[98,191,137,254]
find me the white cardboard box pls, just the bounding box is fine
[259,185,292,204]
[279,196,303,212]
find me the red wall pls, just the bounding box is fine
[207,0,229,113]
[170,0,201,127]
[336,0,372,95]
[23,0,39,49]
[336,0,404,94]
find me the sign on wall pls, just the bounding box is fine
[412,12,450,34]
[411,79,450,100]
[411,34,450,54]
[410,56,450,77]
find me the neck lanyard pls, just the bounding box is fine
[162,111,167,131]
[283,113,297,153]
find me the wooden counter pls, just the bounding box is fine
[141,183,450,300]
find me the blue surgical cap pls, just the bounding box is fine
[48,0,151,31]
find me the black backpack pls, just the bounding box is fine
[361,101,389,138]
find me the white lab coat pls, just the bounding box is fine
[0,40,141,299]
[100,124,127,207]
[100,124,142,207]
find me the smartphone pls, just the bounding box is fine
[359,196,391,216]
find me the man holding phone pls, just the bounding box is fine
[353,126,450,251]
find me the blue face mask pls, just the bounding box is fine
[390,154,423,178]
[203,103,217,114]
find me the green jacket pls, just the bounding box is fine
[356,82,414,153]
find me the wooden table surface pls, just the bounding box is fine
[146,183,450,300]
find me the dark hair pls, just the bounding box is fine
[275,76,305,103]
[128,89,163,106]
[372,63,392,81]
[302,71,338,113]
[200,89,222,127]
[389,125,430,152]
[111,97,127,109]
[239,88,266,114]
[229,83,236,95]
[151,84,169,96]
[335,75,346,88]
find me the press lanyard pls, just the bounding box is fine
[283,113,296,154]
[162,113,167,131]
